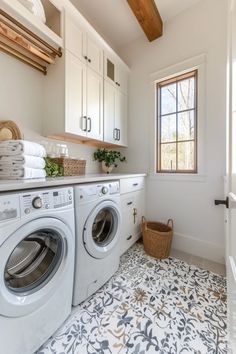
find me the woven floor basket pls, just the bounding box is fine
[141,216,173,259]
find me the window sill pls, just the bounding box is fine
[149,173,207,182]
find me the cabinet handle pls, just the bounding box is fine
[82,116,87,131]
[84,55,88,60]
[127,201,133,205]
[113,128,117,140]
[88,58,91,63]
[133,208,137,224]
[133,183,138,187]
[117,129,120,141]
[127,235,132,241]
[114,128,119,141]
[87,117,92,132]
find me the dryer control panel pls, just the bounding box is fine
[76,181,120,203]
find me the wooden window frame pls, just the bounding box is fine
[156,70,198,174]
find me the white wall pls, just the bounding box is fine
[119,0,228,263]
[0,53,100,173]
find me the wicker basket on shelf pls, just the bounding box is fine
[141,216,173,259]
[50,158,86,176]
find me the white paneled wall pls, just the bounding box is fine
[119,0,228,263]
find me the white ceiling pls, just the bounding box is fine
[70,0,202,50]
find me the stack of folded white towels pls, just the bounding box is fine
[0,140,47,179]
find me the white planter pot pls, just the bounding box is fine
[102,161,114,174]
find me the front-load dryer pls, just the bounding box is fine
[0,187,75,354]
[73,181,121,305]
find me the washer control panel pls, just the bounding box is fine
[20,187,73,215]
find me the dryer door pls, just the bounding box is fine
[0,217,72,317]
[83,200,121,259]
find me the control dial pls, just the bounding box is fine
[101,186,108,195]
[32,197,43,209]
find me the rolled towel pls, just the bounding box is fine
[0,140,46,157]
[0,167,46,179]
[0,155,45,169]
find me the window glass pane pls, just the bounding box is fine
[160,83,176,115]
[161,143,176,170]
[177,141,194,170]
[178,111,195,141]
[161,114,176,142]
[178,77,195,111]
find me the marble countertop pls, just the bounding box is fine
[0,173,147,192]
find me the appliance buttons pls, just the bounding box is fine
[24,208,30,214]
[69,195,72,201]
[32,197,43,209]
[45,203,50,209]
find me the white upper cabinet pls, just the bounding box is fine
[65,14,84,63]
[43,4,128,146]
[86,35,103,76]
[65,51,87,137]
[65,13,103,76]
[104,53,128,95]
[104,80,127,146]
[86,68,103,140]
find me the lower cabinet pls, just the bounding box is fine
[119,178,146,256]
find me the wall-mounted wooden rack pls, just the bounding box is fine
[0,9,62,74]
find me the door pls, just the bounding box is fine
[86,35,103,76]
[225,0,236,350]
[83,200,121,259]
[104,80,116,144]
[65,51,87,137]
[115,90,128,146]
[86,68,103,141]
[65,14,86,64]
[0,217,70,317]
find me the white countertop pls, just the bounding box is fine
[0,173,147,192]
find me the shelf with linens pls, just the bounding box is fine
[0,0,63,74]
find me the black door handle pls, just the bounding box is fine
[214,197,229,208]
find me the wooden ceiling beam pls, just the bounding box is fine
[127,0,163,42]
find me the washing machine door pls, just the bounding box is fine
[0,217,72,317]
[83,200,121,259]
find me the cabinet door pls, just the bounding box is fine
[133,190,146,238]
[86,68,103,141]
[120,195,135,255]
[115,66,128,95]
[65,51,87,137]
[65,14,86,63]
[115,90,127,146]
[104,80,116,144]
[86,35,103,76]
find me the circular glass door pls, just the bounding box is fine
[92,208,116,247]
[84,201,121,259]
[4,229,64,295]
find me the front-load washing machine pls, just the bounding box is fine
[0,187,75,354]
[73,181,121,305]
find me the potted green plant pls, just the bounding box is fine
[94,148,126,173]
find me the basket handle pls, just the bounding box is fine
[142,216,147,229]
[167,219,173,229]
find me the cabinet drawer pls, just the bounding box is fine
[120,177,145,194]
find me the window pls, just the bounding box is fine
[156,70,197,173]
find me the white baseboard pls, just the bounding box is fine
[172,232,225,264]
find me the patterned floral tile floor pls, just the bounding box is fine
[36,242,228,354]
